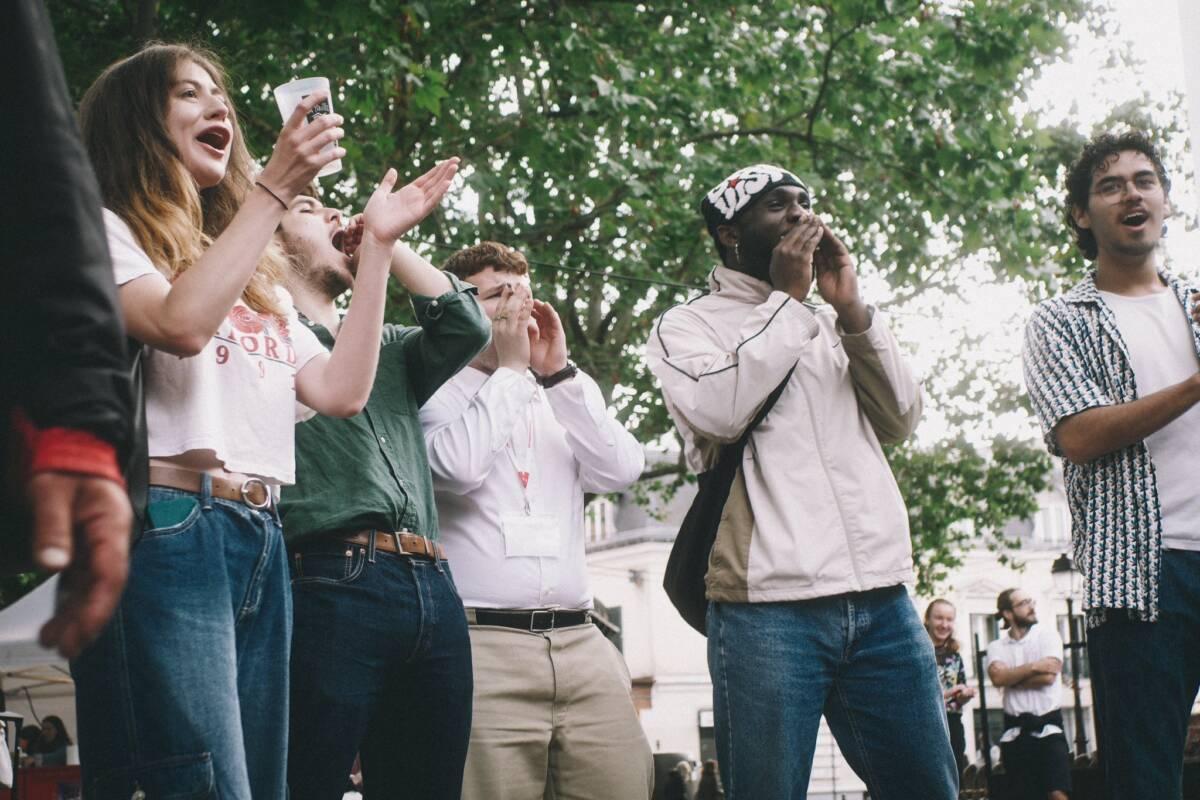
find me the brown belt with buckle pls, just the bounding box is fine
[148,466,273,509]
[343,530,445,561]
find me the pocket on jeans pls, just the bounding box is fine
[291,545,367,586]
[90,752,215,799]
[140,496,203,541]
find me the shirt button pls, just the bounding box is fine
[379,436,387,444]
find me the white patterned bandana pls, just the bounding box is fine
[701,164,808,242]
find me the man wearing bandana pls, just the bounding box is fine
[646,165,957,798]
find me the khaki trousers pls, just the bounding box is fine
[461,618,654,800]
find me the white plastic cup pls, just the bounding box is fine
[273,76,341,178]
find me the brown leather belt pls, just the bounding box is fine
[343,530,445,561]
[148,466,273,509]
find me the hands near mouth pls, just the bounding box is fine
[768,212,870,333]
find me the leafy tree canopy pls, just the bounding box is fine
[47,0,1149,593]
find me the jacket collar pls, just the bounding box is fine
[707,264,775,304]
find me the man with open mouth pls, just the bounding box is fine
[1024,131,1200,800]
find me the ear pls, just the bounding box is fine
[1070,204,1091,231]
[716,224,738,250]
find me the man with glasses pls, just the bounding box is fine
[987,589,1069,800]
[1023,131,1200,799]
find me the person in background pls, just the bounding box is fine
[2,0,134,659]
[695,760,725,800]
[17,725,41,769]
[925,598,976,776]
[32,716,72,767]
[986,588,1070,800]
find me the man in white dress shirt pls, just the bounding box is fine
[986,588,1071,800]
[419,242,653,800]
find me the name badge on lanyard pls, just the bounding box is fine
[502,399,560,558]
[502,513,561,558]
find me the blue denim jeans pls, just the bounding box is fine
[70,479,292,799]
[1088,548,1200,800]
[286,535,473,800]
[707,586,958,800]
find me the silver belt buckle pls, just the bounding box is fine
[529,609,555,632]
[239,478,272,510]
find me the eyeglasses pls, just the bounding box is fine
[1012,598,1035,609]
[1090,173,1161,202]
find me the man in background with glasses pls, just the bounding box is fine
[987,589,1070,800]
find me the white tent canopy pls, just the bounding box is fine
[0,576,66,672]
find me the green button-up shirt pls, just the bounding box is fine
[279,273,490,544]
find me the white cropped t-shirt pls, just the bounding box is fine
[105,209,325,484]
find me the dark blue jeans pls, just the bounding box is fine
[1088,548,1200,800]
[707,587,958,800]
[286,535,473,800]
[71,480,292,799]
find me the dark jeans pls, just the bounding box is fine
[947,712,967,777]
[72,482,291,799]
[707,587,958,800]
[1088,549,1200,800]
[286,535,473,800]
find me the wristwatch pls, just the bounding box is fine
[535,360,578,389]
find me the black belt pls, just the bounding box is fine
[471,608,590,632]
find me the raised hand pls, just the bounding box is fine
[768,212,823,301]
[362,158,460,248]
[529,300,569,376]
[257,92,346,201]
[813,224,870,333]
[493,284,534,374]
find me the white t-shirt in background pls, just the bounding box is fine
[986,623,1064,742]
[1100,288,1200,551]
[105,208,325,485]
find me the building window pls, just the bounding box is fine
[1033,503,1071,544]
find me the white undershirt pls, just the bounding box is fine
[1100,288,1200,550]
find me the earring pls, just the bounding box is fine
[733,241,741,266]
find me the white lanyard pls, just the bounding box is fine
[506,402,535,515]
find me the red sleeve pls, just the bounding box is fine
[12,408,125,486]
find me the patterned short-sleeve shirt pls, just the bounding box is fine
[1022,271,1200,625]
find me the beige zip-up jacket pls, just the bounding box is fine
[646,266,921,603]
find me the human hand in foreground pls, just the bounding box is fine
[29,473,132,658]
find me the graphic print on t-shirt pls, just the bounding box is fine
[215,304,299,378]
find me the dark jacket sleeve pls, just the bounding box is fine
[1,0,132,453]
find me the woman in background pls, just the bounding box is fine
[925,598,976,776]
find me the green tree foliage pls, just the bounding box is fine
[48,0,1119,594]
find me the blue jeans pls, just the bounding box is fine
[707,586,958,800]
[286,535,473,800]
[1088,549,1200,800]
[70,479,292,799]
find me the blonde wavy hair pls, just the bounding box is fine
[80,43,285,316]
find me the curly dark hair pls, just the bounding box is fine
[441,240,529,281]
[1065,131,1170,261]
